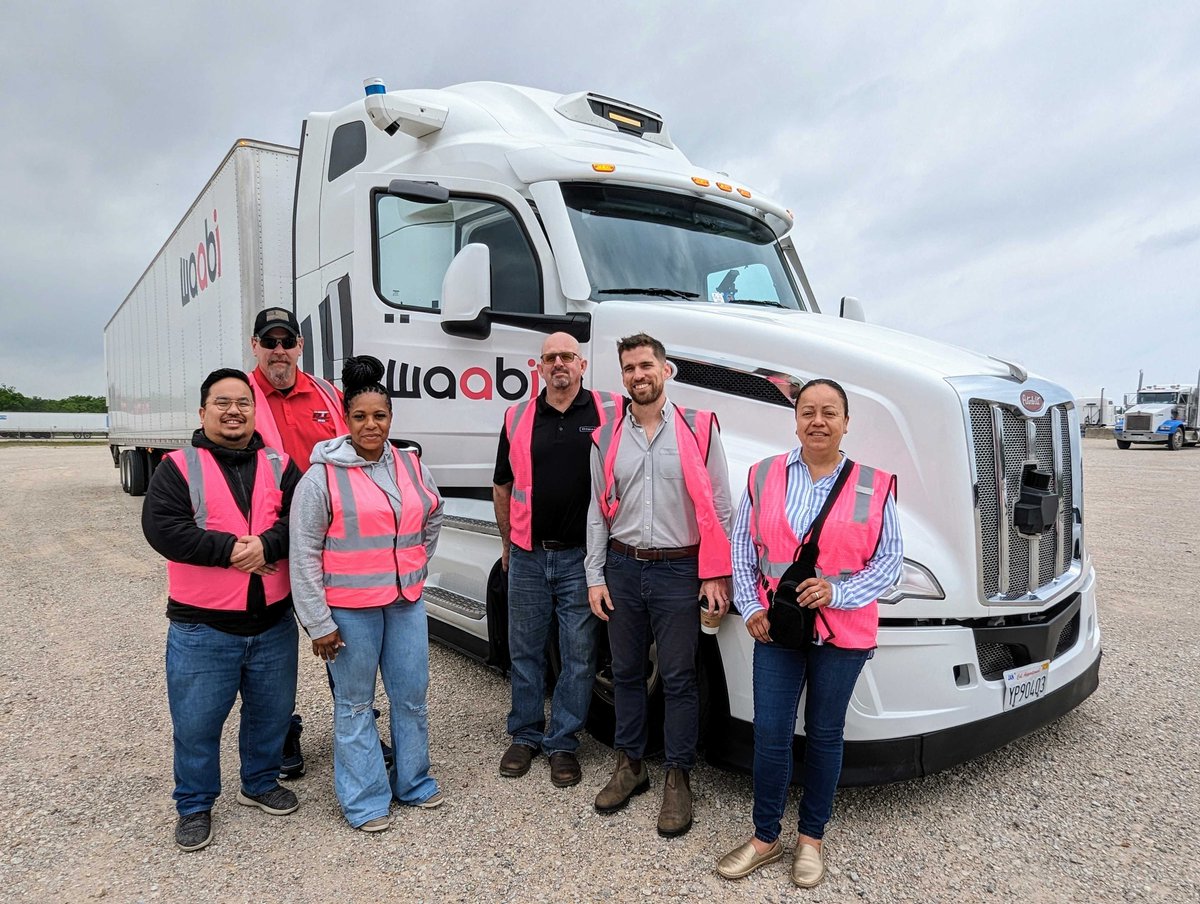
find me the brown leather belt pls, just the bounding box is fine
[609,539,700,561]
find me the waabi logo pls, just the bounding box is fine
[1020,389,1044,413]
[179,209,222,306]
[385,357,540,401]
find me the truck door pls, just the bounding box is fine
[353,174,565,493]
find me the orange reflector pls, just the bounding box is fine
[716,182,732,192]
[592,163,616,173]
[608,112,642,128]
[692,176,710,187]
[737,188,751,198]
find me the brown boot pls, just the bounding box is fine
[594,752,649,814]
[657,767,692,837]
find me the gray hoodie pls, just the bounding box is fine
[289,435,443,639]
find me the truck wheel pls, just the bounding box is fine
[1116,440,1131,450]
[121,449,149,496]
[1167,428,1183,451]
[579,630,665,755]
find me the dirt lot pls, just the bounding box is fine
[0,440,1196,903]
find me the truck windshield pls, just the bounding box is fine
[1136,391,1180,404]
[561,183,803,309]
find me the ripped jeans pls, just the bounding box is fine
[327,598,438,826]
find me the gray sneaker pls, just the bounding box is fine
[175,811,213,851]
[236,785,299,815]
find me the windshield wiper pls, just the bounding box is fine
[721,297,787,308]
[597,287,700,299]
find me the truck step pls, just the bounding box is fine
[424,585,486,620]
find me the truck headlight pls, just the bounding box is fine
[877,559,945,604]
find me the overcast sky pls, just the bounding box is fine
[2,1,1197,403]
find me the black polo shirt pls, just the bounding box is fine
[493,387,607,548]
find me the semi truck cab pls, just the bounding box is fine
[1115,384,1200,450]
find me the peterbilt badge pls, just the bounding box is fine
[1020,389,1044,412]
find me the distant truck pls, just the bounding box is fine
[1077,397,1115,427]
[1114,384,1200,450]
[0,412,108,439]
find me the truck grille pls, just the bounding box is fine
[969,400,1077,600]
[1123,413,1151,431]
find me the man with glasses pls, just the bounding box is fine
[493,333,624,788]
[143,368,304,851]
[247,308,348,779]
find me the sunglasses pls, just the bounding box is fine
[258,335,298,350]
[540,351,579,364]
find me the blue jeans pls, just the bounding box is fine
[327,599,438,827]
[604,549,700,771]
[507,546,597,754]
[751,641,870,843]
[165,616,298,816]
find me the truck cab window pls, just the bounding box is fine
[375,193,540,314]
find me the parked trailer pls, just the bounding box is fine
[1077,397,1115,427]
[106,80,1101,785]
[0,412,108,439]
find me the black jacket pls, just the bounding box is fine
[142,429,302,635]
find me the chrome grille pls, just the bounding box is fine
[969,399,1077,600]
[1124,413,1151,431]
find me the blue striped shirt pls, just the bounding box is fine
[731,449,903,624]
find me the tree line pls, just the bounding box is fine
[0,384,106,413]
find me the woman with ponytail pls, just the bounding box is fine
[290,355,445,832]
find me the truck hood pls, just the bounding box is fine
[1124,403,1172,417]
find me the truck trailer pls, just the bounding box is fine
[106,79,1102,784]
[1114,382,1200,450]
[0,411,108,439]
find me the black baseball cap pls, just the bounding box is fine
[254,307,300,338]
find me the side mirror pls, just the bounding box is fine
[440,243,492,338]
[839,296,866,322]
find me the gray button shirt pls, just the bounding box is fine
[586,398,732,586]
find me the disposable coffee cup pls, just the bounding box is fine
[700,597,722,635]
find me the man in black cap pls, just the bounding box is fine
[247,307,348,779]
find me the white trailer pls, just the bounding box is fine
[106,80,1102,785]
[1076,396,1115,427]
[0,411,108,439]
[1114,381,1200,450]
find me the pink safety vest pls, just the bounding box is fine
[251,370,347,459]
[504,389,625,551]
[592,404,732,580]
[747,454,896,649]
[165,446,292,611]
[321,449,441,608]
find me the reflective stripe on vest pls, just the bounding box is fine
[592,404,732,579]
[747,454,895,649]
[251,371,347,459]
[165,445,291,611]
[505,390,624,550]
[322,450,440,608]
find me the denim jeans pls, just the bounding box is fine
[604,549,700,771]
[751,641,870,843]
[165,616,298,816]
[507,546,597,755]
[327,599,438,827]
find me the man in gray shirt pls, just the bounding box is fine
[586,333,732,838]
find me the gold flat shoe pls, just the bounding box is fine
[791,842,825,887]
[716,838,784,880]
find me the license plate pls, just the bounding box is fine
[1002,659,1050,711]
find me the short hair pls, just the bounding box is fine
[200,368,252,406]
[616,333,666,362]
[341,355,392,414]
[796,378,849,416]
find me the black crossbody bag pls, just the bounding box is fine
[766,460,856,649]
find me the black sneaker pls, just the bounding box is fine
[279,715,304,780]
[175,811,213,852]
[236,785,299,815]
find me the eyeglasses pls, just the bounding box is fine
[258,335,298,350]
[208,397,255,411]
[540,351,580,364]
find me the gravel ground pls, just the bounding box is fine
[0,439,1197,903]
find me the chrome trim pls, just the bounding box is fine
[442,514,501,537]
[423,585,486,619]
[991,405,1008,596]
[1051,406,1065,572]
[1025,417,1039,589]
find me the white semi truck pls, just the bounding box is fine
[1114,383,1200,450]
[0,411,108,439]
[106,79,1102,784]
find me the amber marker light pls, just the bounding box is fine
[608,112,642,128]
[716,181,732,192]
[692,176,711,187]
[737,188,751,198]
[592,163,616,173]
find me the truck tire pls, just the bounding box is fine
[1116,440,1131,450]
[576,630,666,756]
[1167,428,1183,451]
[121,449,149,496]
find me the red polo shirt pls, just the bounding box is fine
[250,368,345,466]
